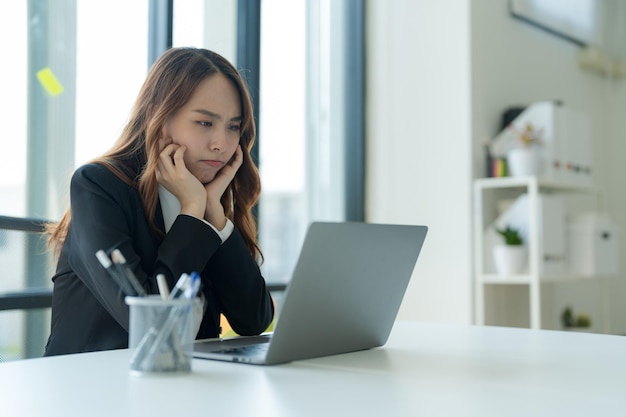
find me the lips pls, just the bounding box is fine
[203,160,224,168]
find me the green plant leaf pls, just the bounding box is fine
[495,225,523,245]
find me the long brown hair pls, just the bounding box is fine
[47,47,262,261]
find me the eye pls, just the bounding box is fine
[229,124,242,131]
[198,121,212,127]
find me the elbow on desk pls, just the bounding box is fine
[224,298,276,336]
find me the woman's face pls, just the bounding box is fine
[163,73,242,184]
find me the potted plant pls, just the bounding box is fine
[561,306,592,332]
[507,122,543,177]
[492,225,528,275]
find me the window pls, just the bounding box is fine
[0,0,150,361]
[0,0,363,359]
[169,0,364,285]
[0,2,27,218]
[75,1,149,167]
[258,0,363,284]
[172,0,237,62]
[258,0,308,284]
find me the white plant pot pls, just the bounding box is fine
[507,148,541,177]
[492,245,528,275]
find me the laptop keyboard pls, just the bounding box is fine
[212,342,270,355]
[196,334,272,356]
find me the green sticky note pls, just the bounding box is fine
[36,67,64,96]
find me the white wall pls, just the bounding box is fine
[366,0,473,324]
[367,0,626,333]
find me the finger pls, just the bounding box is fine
[171,145,187,169]
[218,148,241,175]
[159,143,179,162]
[155,155,168,183]
[230,145,243,168]
[159,144,180,171]
[158,136,173,152]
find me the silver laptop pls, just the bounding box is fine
[193,221,428,365]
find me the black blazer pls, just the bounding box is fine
[44,162,274,356]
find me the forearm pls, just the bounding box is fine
[155,214,222,288]
[204,201,227,231]
[206,229,274,335]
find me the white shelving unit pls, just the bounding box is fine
[473,176,605,330]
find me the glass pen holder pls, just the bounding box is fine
[126,296,198,375]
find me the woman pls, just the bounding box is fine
[44,47,274,356]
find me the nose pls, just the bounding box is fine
[208,129,227,152]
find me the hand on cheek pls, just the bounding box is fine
[204,145,243,229]
[156,143,207,220]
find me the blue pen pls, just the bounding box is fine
[183,272,201,299]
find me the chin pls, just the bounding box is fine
[192,168,217,185]
[198,173,217,185]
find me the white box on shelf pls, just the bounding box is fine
[567,213,620,276]
[484,193,566,275]
[491,101,593,186]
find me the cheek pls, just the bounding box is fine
[181,148,198,168]
[225,138,240,158]
[173,134,199,155]
[224,148,237,163]
[182,154,192,167]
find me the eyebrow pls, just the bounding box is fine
[192,109,243,122]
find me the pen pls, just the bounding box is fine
[156,274,170,300]
[95,250,135,297]
[111,249,147,297]
[132,272,199,371]
[184,272,201,299]
[168,273,190,300]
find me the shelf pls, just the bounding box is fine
[480,274,531,284]
[479,273,611,285]
[475,176,598,193]
[473,175,606,330]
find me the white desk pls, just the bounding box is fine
[1,321,624,416]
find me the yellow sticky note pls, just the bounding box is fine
[36,67,64,96]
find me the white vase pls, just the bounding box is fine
[492,245,527,275]
[507,148,541,177]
